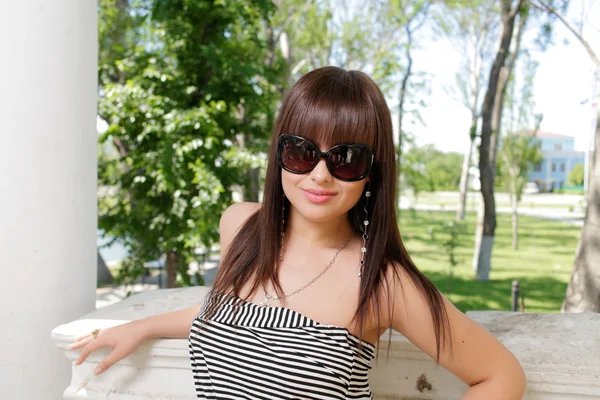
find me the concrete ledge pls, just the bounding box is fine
[52,287,600,399]
[466,311,600,399]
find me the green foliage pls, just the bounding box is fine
[567,163,585,186]
[304,0,432,108]
[402,144,464,195]
[97,0,284,286]
[270,0,333,80]
[425,149,464,191]
[402,140,428,200]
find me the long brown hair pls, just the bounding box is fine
[209,66,452,363]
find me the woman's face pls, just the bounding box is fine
[281,140,370,224]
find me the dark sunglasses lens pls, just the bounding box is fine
[280,137,318,173]
[328,145,369,180]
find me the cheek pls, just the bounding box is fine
[281,170,308,204]
[281,170,301,194]
[340,183,367,207]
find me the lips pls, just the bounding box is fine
[302,188,337,204]
[303,189,337,196]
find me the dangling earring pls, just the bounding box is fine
[280,193,285,261]
[358,184,371,277]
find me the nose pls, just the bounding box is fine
[309,158,332,183]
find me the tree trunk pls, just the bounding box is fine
[457,118,477,220]
[166,251,178,288]
[511,191,519,250]
[397,27,414,214]
[535,1,600,312]
[278,30,293,98]
[247,167,260,202]
[473,0,524,280]
[562,75,600,312]
[472,192,485,272]
[235,134,260,203]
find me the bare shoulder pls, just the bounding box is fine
[220,202,261,230]
[385,263,525,391]
[219,202,262,257]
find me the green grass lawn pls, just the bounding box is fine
[398,210,581,313]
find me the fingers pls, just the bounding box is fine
[75,339,106,366]
[75,333,91,341]
[71,328,102,352]
[69,336,93,350]
[94,349,123,375]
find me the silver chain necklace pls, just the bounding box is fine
[260,230,355,307]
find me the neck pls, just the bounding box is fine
[284,206,354,249]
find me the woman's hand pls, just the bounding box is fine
[69,320,148,376]
[68,305,203,375]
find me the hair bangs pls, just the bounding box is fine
[276,69,378,151]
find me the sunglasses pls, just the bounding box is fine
[277,134,374,182]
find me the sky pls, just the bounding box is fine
[408,0,599,153]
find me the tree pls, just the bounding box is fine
[568,163,585,186]
[401,144,463,201]
[433,0,499,220]
[473,0,529,280]
[393,1,430,216]
[265,0,334,95]
[533,0,600,312]
[498,132,543,249]
[495,34,543,250]
[402,143,429,206]
[407,144,464,191]
[472,0,570,279]
[97,0,284,287]
[426,151,465,191]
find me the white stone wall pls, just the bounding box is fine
[0,2,98,398]
[53,287,600,399]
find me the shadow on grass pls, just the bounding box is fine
[423,270,567,313]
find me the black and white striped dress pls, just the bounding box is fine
[188,291,376,399]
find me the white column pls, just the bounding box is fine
[0,2,97,399]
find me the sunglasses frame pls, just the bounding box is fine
[276,134,374,182]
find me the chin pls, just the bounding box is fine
[292,199,346,222]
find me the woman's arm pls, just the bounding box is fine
[140,305,203,339]
[389,268,526,399]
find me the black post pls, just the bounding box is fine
[511,280,520,311]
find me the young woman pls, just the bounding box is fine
[71,66,526,399]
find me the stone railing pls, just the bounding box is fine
[52,287,600,399]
